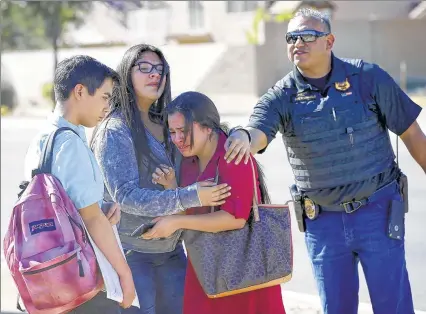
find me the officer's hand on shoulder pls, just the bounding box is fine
[224,129,251,165]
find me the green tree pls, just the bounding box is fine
[246,7,294,45]
[1,0,92,68]
[1,0,48,50]
[1,0,93,103]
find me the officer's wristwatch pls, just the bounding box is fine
[229,126,252,144]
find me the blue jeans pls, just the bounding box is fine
[304,193,414,314]
[123,243,187,314]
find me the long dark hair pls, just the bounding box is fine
[91,44,171,171]
[164,91,271,204]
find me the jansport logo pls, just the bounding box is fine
[29,219,56,235]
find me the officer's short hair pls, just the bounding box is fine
[292,8,331,33]
[54,55,118,102]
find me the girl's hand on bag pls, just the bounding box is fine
[142,216,179,239]
[152,164,177,189]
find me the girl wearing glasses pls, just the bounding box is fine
[91,44,231,314]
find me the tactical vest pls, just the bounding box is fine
[282,58,395,190]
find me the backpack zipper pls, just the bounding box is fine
[76,250,84,277]
[24,249,84,277]
[68,215,87,243]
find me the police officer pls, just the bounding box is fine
[224,7,426,314]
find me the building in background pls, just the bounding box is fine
[64,1,263,46]
[4,1,425,110]
[64,1,425,47]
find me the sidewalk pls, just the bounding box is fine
[0,264,370,314]
[3,265,426,314]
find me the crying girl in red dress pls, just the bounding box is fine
[143,91,286,314]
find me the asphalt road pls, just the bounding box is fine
[1,113,425,311]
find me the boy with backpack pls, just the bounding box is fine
[5,55,135,313]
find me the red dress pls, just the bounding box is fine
[180,132,286,314]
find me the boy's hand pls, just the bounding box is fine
[118,269,136,309]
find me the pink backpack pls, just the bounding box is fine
[3,127,102,314]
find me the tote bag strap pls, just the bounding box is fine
[248,157,260,222]
[211,157,261,222]
[210,160,221,213]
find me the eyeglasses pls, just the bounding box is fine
[134,61,165,75]
[285,30,330,44]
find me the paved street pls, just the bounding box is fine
[1,111,425,313]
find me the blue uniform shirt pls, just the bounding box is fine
[248,54,422,205]
[24,112,104,210]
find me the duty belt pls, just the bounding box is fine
[303,180,399,220]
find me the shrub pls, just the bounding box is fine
[41,82,55,107]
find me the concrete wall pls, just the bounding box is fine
[331,1,416,20]
[204,1,263,45]
[196,45,257,94]
[255,19,426,96]
[1,44,227,108]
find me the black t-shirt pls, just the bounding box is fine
[305,75,328,91]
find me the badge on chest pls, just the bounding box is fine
[334,78,353,97]
[334,78,351,91]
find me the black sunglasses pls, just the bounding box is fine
[134,61,166,75]
[285,30,330,44]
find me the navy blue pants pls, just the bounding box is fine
[123,243,187,314]
[305,193,414,314]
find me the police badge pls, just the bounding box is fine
[335,78,351,91]
[303,198,319,220]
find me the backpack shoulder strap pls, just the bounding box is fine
[32,127,80,177]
